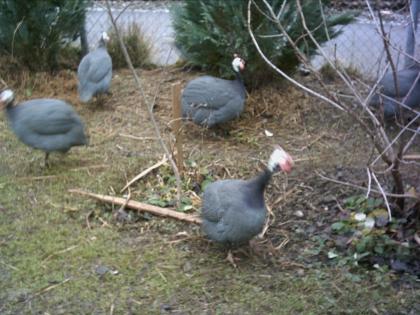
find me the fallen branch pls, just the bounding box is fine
[69,189,202,225]
[316,172,419,200]
[121,155,168,192]
[403,154,420,160]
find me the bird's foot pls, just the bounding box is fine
[225,248,250,268]
[43,153,51,168]
[226,250,238,268]
[249,239,258,252]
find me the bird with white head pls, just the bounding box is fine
[181,53,247,128]
[201,146,294,246]
[77,31,113,103]
[0,89,87,167]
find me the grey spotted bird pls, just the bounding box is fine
[370,0,420,118]
[77,32,112,103]
[0,89,88,166]
[201,146,294,245]
[181,55,246,128]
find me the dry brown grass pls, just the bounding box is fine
[1,67,419,314]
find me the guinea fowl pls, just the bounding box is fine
[77,32,112,103]
[0,89,88,166]
[201,146,293,246]
[370,0,420,118]
[182,55,246,128]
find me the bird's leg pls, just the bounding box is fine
[44,152,50,168]
[248,239,259,256]
[99,94,105,106]
[226,250,238,268]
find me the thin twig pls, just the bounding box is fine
[11,18,25,58]
[25,278,71,302]
[121,155,167,192]
[247,0,345,112]
[365,167,372,198]
[42,245,79,263]
[119,133,157,141]
[0,260,19,271]
[316,172,417,200]
[105,0,182,208]
[249,0,418,216]
[370,171,392,221]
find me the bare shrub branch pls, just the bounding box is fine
[248,0,420,219]
[105,0,182,207]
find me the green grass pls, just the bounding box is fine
[0,70,419,314]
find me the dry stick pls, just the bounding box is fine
[121,155,168,192]
[253,0,383,148]
[11,18,25,58]
[119,133,157,141]
[116,184,131,216]
[272,187,298,207]
[370,170,392,221]
[0,260,19,271]
[251,1,413,214]
[365,0,409,196]
[403,154,420,160]
[365,7,418,68]
[105,0,182,208]
[69,189,202,225]
[372,112,420,166]
[316,171,418,200]
[171,83,184,175]
[365,167,372,198]
[254,0,387,154]
[371,1,406,179]
[247,0,344,112]
[25,278,71,302]
[366,1,399,100]
[318,0,331,41]
[401,119,420,156]
[42,245,79,263]
[293,0,393,152]
[268,0,392,159]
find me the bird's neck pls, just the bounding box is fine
[249,168,273,193]
[5,103,16,120]
[234,71,246,96]
[98,39,106,49]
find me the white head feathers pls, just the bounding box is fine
[0,89,14,106]
[268,146,294,173]
[101,31,110,42]
[232,56,245,72]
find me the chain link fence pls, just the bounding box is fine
[312,11,419,79]
[85,1,180,65]
[84,1,419,80]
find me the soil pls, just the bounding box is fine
[0,67,419,314]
